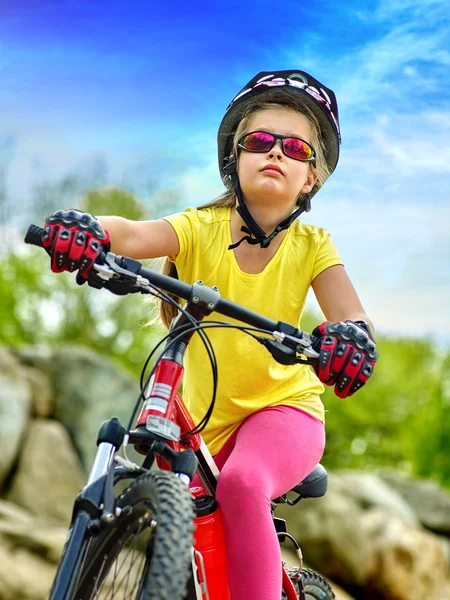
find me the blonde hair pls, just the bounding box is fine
[158,98,331,328]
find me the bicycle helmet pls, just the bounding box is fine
[218,70,341,249]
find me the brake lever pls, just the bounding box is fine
[272,331,320,360]
[88,253,151,295]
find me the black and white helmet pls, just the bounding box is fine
[217,70,341,249]
[218,70,341,189]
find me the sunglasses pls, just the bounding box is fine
[237,131,316,162]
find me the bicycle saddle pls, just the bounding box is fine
[290,463,328,498]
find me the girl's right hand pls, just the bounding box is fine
[43,209,111,275]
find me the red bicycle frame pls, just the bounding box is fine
[135,353,300,600]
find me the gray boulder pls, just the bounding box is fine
[22,365,54,418]
[6,419,85,524]
[0,499,66,600]
[0,347,32,487]
[277,479,371,586]
[380,471,450,535]
[332,470,418,525]
[362,508,450,600]
[51,345,140,470]
[11,344,55,375]
[277,470,450,598]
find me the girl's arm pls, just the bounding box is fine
[97,216,180,260]
[311,264,375,334]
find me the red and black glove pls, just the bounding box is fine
[42,209,110,276]
[312,320,378,398]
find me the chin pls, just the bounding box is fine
[244,181,284,199]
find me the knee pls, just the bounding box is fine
[216,466,268,509]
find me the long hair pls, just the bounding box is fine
[158,98,330,329]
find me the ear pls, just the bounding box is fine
[300,171,318,194]
[223,154,237,177]
[230,154,238,174]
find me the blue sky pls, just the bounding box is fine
[1,0,449,345]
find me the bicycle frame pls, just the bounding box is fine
[49,341,301,600]
[129,304,301,600]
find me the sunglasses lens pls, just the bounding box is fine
[284,138,314,161]
[242,132,274,152]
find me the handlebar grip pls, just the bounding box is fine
[24,225,44,248]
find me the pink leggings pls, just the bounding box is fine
[205,405,325,600]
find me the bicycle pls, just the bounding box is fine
[25,224,335,600]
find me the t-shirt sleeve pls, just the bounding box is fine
[162,208,198,270]
[311,230,344,281]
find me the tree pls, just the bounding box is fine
[1,186,160,376]
[80,186,148,221]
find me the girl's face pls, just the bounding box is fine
[236,107,318,211]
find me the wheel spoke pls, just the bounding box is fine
[65,471,194,600]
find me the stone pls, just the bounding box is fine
[0,498,66,600]
[331,470,418,525]
[380,471,450,535]
[276,482,371,586]
[51,344,140,470]
[22,365,54,418]
[0,498,34,525]
[6,419,85,524]
[0,346,32,487]
[11,344,55,374]
[0,543,57,599]
[362,508,450,600]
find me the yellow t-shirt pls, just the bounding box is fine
[164,206,343,455]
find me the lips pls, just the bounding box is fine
[261,164,283,175]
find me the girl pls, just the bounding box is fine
[42,69,378,600]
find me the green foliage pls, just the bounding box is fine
[0,246,163,376]
[3,186,158,376]
[80,187,148,220]
[301,309,450,486]
[321,336,450,486]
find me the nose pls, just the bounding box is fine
[267,139,283,160]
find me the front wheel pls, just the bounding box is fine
[284,567,335,600]
[69,470,194,600]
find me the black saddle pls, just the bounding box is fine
[290,463,328,498]
[273,463,328,505]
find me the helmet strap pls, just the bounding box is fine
[225,161,312,250]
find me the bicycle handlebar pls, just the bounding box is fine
[24,225,319,358]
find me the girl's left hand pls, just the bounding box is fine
[312,321,378,398]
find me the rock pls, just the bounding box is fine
[0,499,66,600]
[332,470,418,525]
[6,419,85,524]
[52,344,140,470]
[362,508,450,600]
[0,521,66,565]
[0,499,34,525]
[276,481,371,586]
[22,366,54,418]
[277,471,450,598]
[439,535,450,567]
[380,471,450,535]
[11,344,55,375]
[0,542,57,599]
[0,346,32,487]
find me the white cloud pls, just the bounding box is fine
[374,0,449,22]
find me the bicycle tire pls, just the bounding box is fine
[284,567,335,600]
[64,470,194,600]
